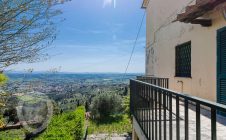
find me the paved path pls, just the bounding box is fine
[87,133,131,140]
[136,98,226,140]
[171,99,226,140]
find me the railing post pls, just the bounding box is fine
[169,93,173,140]
[145,84,148,137]
[148,85,151,139]
[159,90,162,140]
[196,103,201,140]
[155,88,158,140]
[211,108,216,140]
[163,91,167,140]
[185,99,189,140]
[176,96,180,140]
[151,86,154,140]
[130,80,133,115]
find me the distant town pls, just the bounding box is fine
[3,73,138,111]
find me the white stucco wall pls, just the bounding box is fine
[145,0,226,101]
[132,117,148,140]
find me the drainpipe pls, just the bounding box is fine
[177,80,184,93]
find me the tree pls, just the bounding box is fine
[91,93,122,119]
[0,73,7,85]
[85,101,89,112]
[0,0,69,69]
[0,73,8,127]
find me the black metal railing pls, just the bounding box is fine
[136,76,169,88]
[130,79,226,140]
[136,76,170,110]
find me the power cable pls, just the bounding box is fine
[122,0,151,80]
[122,11,146,80]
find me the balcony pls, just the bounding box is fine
[130,77,226,140]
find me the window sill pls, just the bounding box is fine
[174,76,192,79]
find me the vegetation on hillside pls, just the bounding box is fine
[88,114,132,135]
[0,129,25,140]
[36,106,85,140]
[90,92,122,119]
[0,74,132,139]
[0,73,8,128]
[0,74,8,85]
[88,94,132,135]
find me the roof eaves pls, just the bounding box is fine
[141,0,149,9]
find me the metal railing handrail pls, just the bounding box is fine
[132,79,226,112]
[137,76,169,79]
[130,78,226,140]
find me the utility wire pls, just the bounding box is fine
[122,0,199,81]
[122,11,146,80]
[122,0,151,80]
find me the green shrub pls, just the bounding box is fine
[122,95,130,116]
[74,106,85,140]
[36,106,85,140]
[0,73,8,85]
[91,93,122,119]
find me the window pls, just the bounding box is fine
[175,42,191,77]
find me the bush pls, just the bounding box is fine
[37,106,85,140]
[91,93,122,119]
[74,106,85,140]
[0,74,8,85]
[122,95,130,116]
[0,115,5,128]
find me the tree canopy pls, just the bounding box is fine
[0,0,68,69]
[91,92,122,119]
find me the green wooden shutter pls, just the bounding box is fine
[217,27,226,106]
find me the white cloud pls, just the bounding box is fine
[103,0,116,8]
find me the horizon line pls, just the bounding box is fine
[5,71,144,74]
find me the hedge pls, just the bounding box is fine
[36,106,85,140]
[74,106,85,140]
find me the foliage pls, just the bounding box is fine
[52,100,60,115]
[0,76,9,127]
[90,92,122,119]
[0,129,25,140]
[0,0,69,69]
[88,114,132,134]
[0,74,8,85]
[3,107,19,123]
[0,115,5,128]
[36,106,85,140]
[122,95,130,116]
[74,106,85,140]
[0,90,8,109]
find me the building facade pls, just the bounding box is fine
[131,1,226,139]
[143,0,226,102]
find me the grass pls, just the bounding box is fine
[88,114,132,135]
[0,129,25,140]
[0,107,85,140]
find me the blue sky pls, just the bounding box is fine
[10,0,146,73]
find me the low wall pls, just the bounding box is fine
[132,117,147,140]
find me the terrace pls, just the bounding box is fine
[130,77,226,140]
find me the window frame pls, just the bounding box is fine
[175,41,192,78]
